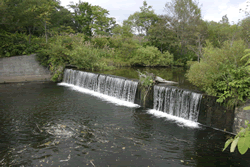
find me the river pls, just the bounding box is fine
[0,68,250,166]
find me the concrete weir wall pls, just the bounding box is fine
[233,100,250,133]
[135,83,249,134]
[0,54,51,83]
[135,84,235,133]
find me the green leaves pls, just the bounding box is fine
[187,40,249,108]
[125,1,158,36]
[244,106,250,110]
[223,138,233,152]
[238,136,250,154]
[230,137,239,153]
[70,2,116,36]
[130,46,173,66]
[223,123,250,155]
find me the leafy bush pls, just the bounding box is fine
[37,34,116,81]
[91,35,110,49]
[130,46,173,66]
[186,40,249,107]
[0,31,44,57]
[223,119,250,155]
[69,41,114,71]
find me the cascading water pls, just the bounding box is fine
[61,69,138,104]
[153,85,202,122]
[62,69,203,127]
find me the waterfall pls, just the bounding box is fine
[153,85,202,122]
[62,69,138,103]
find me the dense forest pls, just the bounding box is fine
[0,0,250,107]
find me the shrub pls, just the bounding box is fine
[0,31,44,57]
[130,46,173,66]
[186,39,249,107]
[37,34,116,81]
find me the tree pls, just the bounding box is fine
[70,1,93,36]
[91,5,116,36]
[164,0,202,59]
[0,0,59,43]
[187,20,208,62]
[112,23,133,38]
[35,0,59,43]
[147,15,177,53]
[239,17,250,48]
[49,6,75,34]
[125,1,158,36]
[70,1,116,37]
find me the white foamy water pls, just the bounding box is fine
[58,83,140,108]
[147,109,200,128]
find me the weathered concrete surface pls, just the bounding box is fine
[134,83,154,109]
[233,100,250,134]
[198,95,235,132]
[0,54,51,83]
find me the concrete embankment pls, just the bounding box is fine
[0,54,51,83]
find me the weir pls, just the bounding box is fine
[62,69,138,103]
[60,69,234,132]
[153,85,202,122]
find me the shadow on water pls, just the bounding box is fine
[0,82,250,166]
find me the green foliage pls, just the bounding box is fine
[91,36,110,49]
[223,120,250,154]
[214,66,250,108]
[164,0,203,61]
[147,15,177,53]
[130,46,173,66]
[112,24,134,38]
[124,1,158,36]
[0,31,44,57]
[241,49,250,72]
[37,34,116,81]
[70,1,116,37]
[114,39,140,61]
[137,71,155,104]
[244,106,250,110]
[139,72,155,88]
[187,40,249,107]
[69,40,114,70]
[186,61,197,68]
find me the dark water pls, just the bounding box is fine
[91,67,200,92]
[0,82,250,167]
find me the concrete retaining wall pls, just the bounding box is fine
[198,95,235,132]
[0,54,51,83]
[233,100,250,134]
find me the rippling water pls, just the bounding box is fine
[0,82,250,167]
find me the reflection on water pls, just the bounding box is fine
[0,82,250,166]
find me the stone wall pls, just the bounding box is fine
[233,100,250,134]
[0,54,51,83]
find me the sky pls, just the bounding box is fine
[60,0,249,24]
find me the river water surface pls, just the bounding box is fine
[0,80,250,166]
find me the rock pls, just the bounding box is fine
[155,76,178,84]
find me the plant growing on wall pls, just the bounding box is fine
[137,70,155,104]
[223,107,250,154]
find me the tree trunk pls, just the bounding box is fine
[45,21,47,43]
[28,27,31,44]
